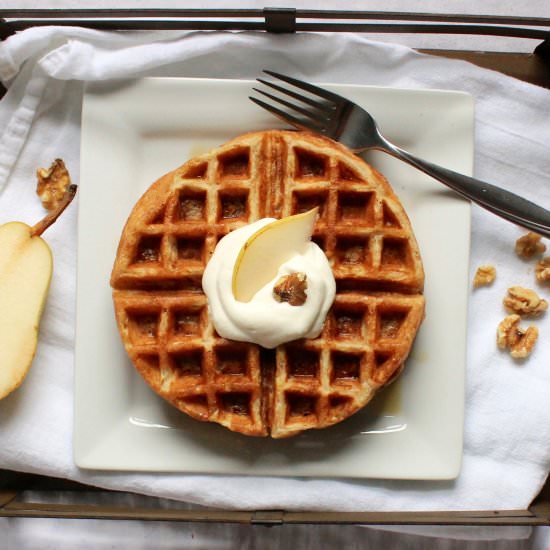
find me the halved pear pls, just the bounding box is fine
[232,207,318,302]
[0,184,77,400]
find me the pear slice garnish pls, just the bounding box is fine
[232,208,318,303]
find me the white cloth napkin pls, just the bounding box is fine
[0,26,549,513]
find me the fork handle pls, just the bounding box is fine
[379,141,550,238]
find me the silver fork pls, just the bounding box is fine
[251,70,550,238]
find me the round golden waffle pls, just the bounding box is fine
[111,130,425,438]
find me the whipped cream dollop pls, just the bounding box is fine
[202,219,336,349]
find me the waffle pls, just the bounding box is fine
[111,130,425,438]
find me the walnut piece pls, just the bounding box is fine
[496,314,538,359]
[515,232,546,259]
[273,272,307,306]
[503,286,548,316]
[473,264,496,288]
[36,158,72,211]
[535,256,550,282]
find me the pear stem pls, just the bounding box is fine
[30,184,77,237]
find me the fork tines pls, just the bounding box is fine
[261,70,342,103]
[250,70,341,133]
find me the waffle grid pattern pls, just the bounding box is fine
[111,130,425,438]
[272,294,424,437]
[114,292,268,435]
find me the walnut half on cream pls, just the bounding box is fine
[503,286,548,316]
[273,272,308,306]
[497,314,538,359]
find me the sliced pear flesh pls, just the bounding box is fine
[0,184,77,400]
[232,208,318,303]
[0,222,53,399]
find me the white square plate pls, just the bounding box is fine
[75,77,472,479]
